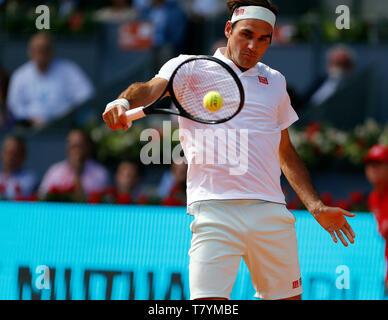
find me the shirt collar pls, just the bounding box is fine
[213,47,261,77]
[31,59,55,76]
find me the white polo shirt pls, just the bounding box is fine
[7,59,94,122]
[155,48,299,207]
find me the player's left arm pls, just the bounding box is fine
[279,129,356,246]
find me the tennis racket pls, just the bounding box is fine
[125,55,245,125]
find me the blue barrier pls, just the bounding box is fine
[0,201,386,300]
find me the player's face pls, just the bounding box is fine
[365,162,388,187]
[225,19,272,71]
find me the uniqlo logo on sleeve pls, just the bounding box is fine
[258,76,269,85]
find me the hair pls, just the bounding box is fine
[326,44,356,68]
[226,0,279,20]
[3,135,26,157]
[68,128,95,158]
[29,32,53,49]
[116,160,144,178]
[68,128,92,144]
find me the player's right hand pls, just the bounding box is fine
[102,105,132,131]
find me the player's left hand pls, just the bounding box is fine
[312,205,356,247]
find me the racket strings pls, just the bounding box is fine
[172,59,242,122]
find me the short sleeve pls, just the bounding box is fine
[38,163,59,196]
[154,55,192,81]
[7,69,28,120]
[277,76,299,130]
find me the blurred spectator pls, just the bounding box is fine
[94,0,138,23]
[304,45,355,107]
[148,0,188,68]
[210,38,227,55]
[190,0,224,19]
[4,0,20,15]
[0,135,38,200]
[364,144,388,294]
[287,85,303,114]
[39,129,109,200]
[58,0,78,17]
[160,162,187,206]
[132,0,151,11]
[0,66,10,129]
[114,160,147,203]
[7,32,94,128]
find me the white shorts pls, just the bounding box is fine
[188,199,303,300]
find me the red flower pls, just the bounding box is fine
[49,186,60,195]
[57,185,73,194]
[286,195,303,210]
[13,195,24,202]
[335,199,351,211]
[14,184,22,195]
[26,194,38,202]
[66,184,76,194]
[305,122,321,141]
[170,183,184,194]
[162,197,185,207]
[88,192,102,204]
[321,192,334,206]
[286,202,298,210]
[137,193,149,205]
[349,191,364,205]
[104,186,117,197]
[161,183,186,207]
[68,11,84,31]
[116,193,132,205]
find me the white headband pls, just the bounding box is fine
[231,6,276,29]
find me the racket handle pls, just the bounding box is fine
[125,107,146,122]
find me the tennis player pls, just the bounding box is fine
[103,0,356,300]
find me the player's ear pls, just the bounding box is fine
[225,21,232,39]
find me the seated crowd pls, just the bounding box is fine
[0,129,188,206]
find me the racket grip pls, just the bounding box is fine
[125,107,146,122]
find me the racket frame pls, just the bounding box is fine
[128,55,245,125]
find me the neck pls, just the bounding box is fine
[223,47,249,73]
[36,61,52,74]
[37,65,49,74]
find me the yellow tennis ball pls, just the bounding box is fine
[203,91,223,112]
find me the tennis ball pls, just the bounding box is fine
[203,91,223,112]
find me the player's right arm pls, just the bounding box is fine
[102,77,168,131]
